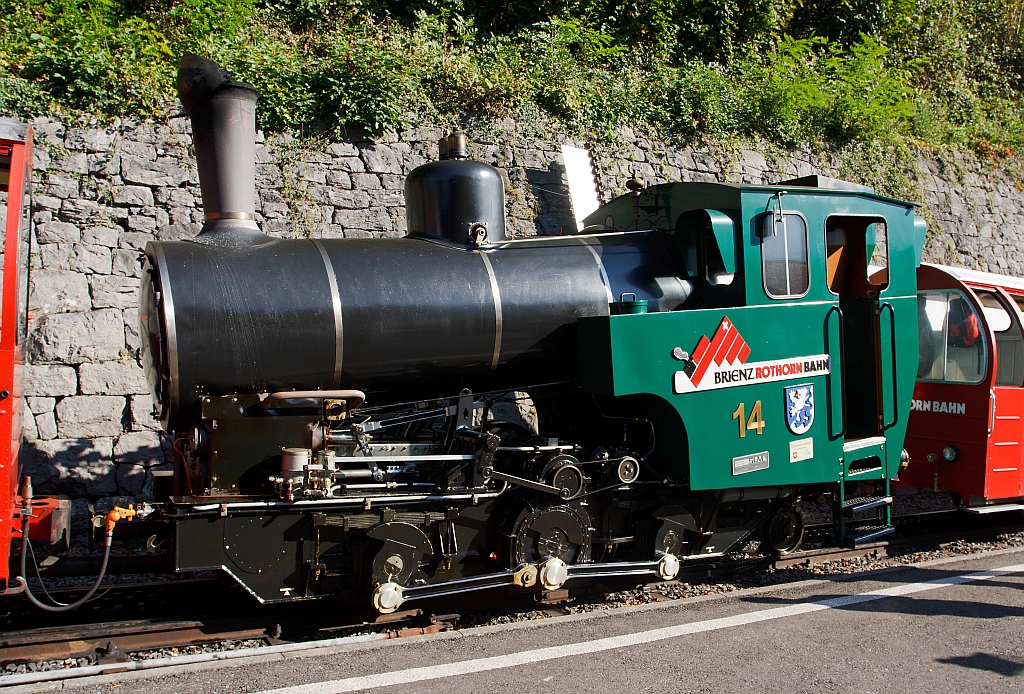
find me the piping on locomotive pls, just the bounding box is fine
[5,55,928,613]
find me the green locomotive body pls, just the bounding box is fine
[579,181,923,503]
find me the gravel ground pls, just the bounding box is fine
[4,523,1021,680]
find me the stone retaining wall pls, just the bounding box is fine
[10,113,1024,536]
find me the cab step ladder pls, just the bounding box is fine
[835,480,895,549]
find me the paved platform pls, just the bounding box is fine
[38,548,1024,693]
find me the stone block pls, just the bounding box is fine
[82,226,120,247]
[112,249,143,277]
[33,120,65,147]
[297,162,327,184]
[35,412,58,440]
[119,232,154,250]
[71,244,112,275]
[120,140,156,159]
[32,149,51,171]
[154,187,196,207]
[20,437,116,497]
[30,309,125,364]
[130,394,161,431]
[326,171,352,188]
[114,185,155,206]
[343,228,375,239]
[326,189,370,208]
[56,153,88,175]
[314,224,346,239]
[59,199,119,226]
[27,396,55,414]
[91,275,139,309]
[350,173,381,189]
[358,144,403,173]
[121,154,188,187]
[262,202,290,218]
[33,194,62,211]
[127,214,158,231]
[37,221,80,244]
[45,174,79,199]
[22,365,77,397]
[169,206,197,226]
[334,157,365,173]
[56,395,125,438]
[88,152,119,177]
[124,307,141,355]
[381,174,405,190]
[22,402,37,442]
[333,207,392,231]
[156,223,199,241]
[327,142,358,156]
[79,361,148,395]
[29,270,90,314]
[65,127,116,152]
[368,189,403,207]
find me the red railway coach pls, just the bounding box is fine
[902,263,1024,512]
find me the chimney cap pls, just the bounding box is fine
[177,54,259,114]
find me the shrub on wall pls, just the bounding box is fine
[0,0,1021,152]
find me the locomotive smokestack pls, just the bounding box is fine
[177,55,268,247]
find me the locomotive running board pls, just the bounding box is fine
[397,554,723,606]
[964,503,1024,515]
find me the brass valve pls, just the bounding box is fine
[103,506,136,533]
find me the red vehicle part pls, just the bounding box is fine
[2,120,78,601]
[902,263,1024,507]
[0,117,32,594]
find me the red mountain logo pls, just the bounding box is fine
[673,317,830,395]
[681,316,751,387]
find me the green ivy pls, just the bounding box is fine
[0,0,1021,153]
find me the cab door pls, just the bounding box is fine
[825,216,892,445]
[976,287,1024,500]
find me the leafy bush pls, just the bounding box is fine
[0,0,1021,151]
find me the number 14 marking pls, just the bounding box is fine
[732,401,766,438]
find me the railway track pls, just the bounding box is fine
[3,509,1023,684]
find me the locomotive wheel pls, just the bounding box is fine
[760,506,804,557]
[511,503,591,566]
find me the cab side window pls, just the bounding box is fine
[761,213,808,298]
[917,290,987,383]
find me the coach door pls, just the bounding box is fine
[974,288,1024,500]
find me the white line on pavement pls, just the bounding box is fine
[256,562,1024,694]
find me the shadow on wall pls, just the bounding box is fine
[525,165,576,236]
[19,433,168,500]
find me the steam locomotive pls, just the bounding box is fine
[3,56,927,613]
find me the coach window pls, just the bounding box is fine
[761,213,809,298]
[917,289,987,383]
[975,290,1024,386]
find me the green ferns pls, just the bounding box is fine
[0,0,1022,150]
